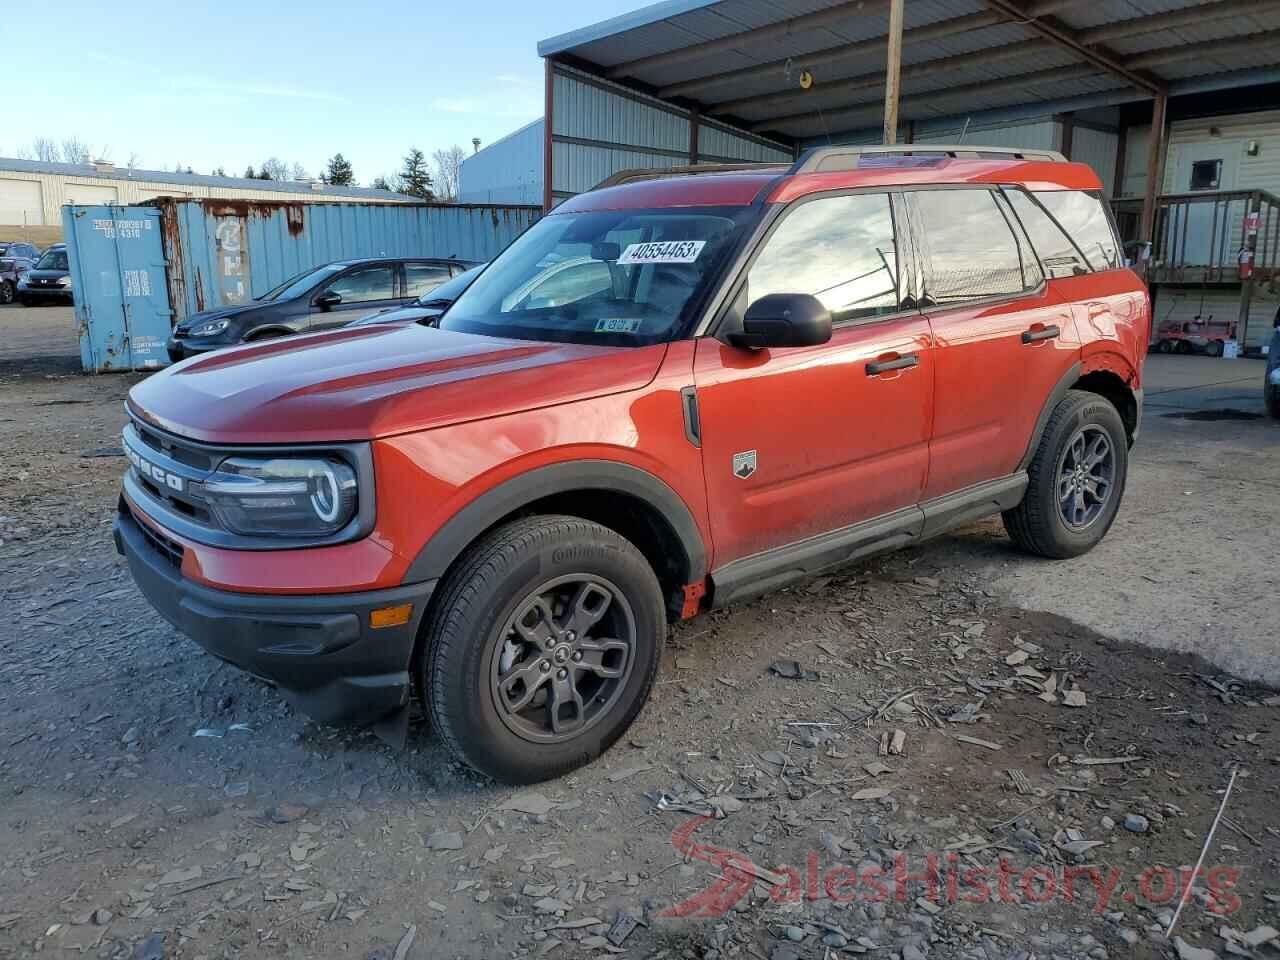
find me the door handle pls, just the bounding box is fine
[1021,324,1061,344]
[865,353,919,376]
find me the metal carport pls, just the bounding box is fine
[537,0,1280,253]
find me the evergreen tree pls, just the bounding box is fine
[324,153,354,186]
[398,148,434,200]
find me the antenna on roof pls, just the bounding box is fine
[957,117,972,145]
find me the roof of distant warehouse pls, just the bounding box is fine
[0,157,417,201]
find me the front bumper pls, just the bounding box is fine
[166,336,227,362]
[18,284,72,302]
[113,504,435,725]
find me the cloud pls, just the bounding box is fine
[430,94,541,119]
[172,75,350,104]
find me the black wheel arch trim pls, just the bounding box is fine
[401,460,708,586]
[243,324,298,341]
[1018,361,1083,473]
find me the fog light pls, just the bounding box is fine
[370,603,413,629]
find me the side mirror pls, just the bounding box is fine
[315,291,342,310]
[729,293,832,350]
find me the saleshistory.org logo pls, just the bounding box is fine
[659,817,1243,919]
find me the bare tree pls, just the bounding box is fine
[61,137,92,164]
[33,137,60,162]
[290,162,309,181]
[259,157,288,181]
[431,145,466,201]
[13,145,34,160]
[127,152,141,171]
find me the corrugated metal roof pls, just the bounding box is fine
[542,0,1276,142]
[0,157,415,201]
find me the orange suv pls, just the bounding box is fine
[114,146,1149,783]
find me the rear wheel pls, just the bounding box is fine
[1205,339,1224,358]
[1266,383,1280,420]
[1004,390,1128,559]
[0,280,13,305]
[1155,339,1173,354]
[422,515,665,783]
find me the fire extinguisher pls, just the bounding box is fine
[1239,248,1254,280]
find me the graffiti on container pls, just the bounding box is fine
[214,216,249,304]
[92,218,152,240]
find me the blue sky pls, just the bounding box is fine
[4,0,648,184]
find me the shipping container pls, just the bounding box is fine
[63,198,541,372]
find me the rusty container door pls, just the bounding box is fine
[64,204,173,372]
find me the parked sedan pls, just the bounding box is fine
[166,257,479,362]
[16,244,72,306]
[0,241,41,304]
[345,263,485,328]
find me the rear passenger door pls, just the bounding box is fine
[405,262,452,302]
[907,187,1079,500]
[694,190,935,566]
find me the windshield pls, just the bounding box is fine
[418,264,483,305]
[36,249,68,270]
[257,263,345,302]
[440,206,755,346]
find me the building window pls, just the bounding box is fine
[1190,159,1223,191]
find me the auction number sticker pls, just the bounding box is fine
[617,240,706,265]
[594,318,642,334]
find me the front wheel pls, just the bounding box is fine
[1204,339,1224,358]
[1266,382,1280,420]
[1004,390,1128,559]
[0,280,13,305]
[422,515,665,783]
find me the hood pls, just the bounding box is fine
[128,324,667,444]
[176,302,263,332]
[344,303,441,328]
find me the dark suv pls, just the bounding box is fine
[166,257,478,361]
[116,146,1149,784]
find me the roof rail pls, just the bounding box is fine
[793,144,1068,174]
[593,162,790,191]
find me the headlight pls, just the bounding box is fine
[57,276,71,287]
[202,456,358,537]
[190,318,230,337]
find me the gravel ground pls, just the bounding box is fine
[1,306,1278,960]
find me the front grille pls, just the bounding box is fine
[129,504,184,569]
[133,421,214,471]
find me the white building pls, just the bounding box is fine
[0,158,414,229]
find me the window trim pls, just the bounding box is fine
[704,186,920,341]
[903,184,1048,315]
[321,261,399,305]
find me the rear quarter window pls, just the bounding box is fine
[1011,189,1120,276]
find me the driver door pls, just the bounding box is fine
[310,262,399,329]
[693,190,934,568]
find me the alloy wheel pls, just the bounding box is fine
[1057,425,1114,530]
[488,574,636,744]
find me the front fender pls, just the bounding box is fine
[399,458,707,585]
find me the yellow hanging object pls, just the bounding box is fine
[799,70,814,90]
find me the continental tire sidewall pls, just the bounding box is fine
[1033,394,1128,556]
[426,517,664,784]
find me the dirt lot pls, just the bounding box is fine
[1,304,1278,960]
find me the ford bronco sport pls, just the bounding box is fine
[115,146,1149,784]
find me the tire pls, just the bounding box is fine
[422,515,665,783]
[1266,384,1280,420]
[1156,339,1173,354]
[1174,340,1191,354]
[1003,390,1129,560]
[0,280,13,305]
[1205,339,1224,358]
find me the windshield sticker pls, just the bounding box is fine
[594,318,642,335]
[617,240,706,265]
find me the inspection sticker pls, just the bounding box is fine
[617,240,706,265]
[594,317,642,334]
